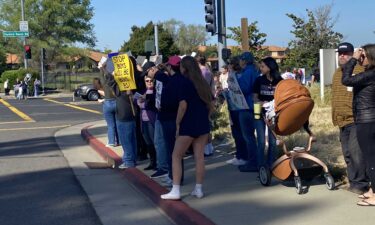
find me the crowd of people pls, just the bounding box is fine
[2,75,41,99]
[95,41,375,206]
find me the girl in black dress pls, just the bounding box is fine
[161,56,213,200]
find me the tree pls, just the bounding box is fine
[227,21,268,59]
[163,19,208,54]
[120,22,179,58]
[0,0,96,64]
[0,44,6,75]
[284,4,343,70]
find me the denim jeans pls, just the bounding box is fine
[103,99,118,145]
[116,120,137,167]
[154,120,168,172]
[340,123,369,190]
[142,121,155,146]
[160,119,184,182]
[254,119,277,167]
[230,110,257,164]
[160,120,176,176]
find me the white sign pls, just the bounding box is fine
[319,49,337,100]
[19,21,28,31]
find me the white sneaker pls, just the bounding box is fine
[226,158,247,166]
[233,159,247,166]
[161,191,180,200]
[191,189,204,199]
[118,163,129,169]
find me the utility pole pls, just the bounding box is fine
[217,0,226,68]
[21,0,27,69]
[40,48,45,95]
[154,24,159,55]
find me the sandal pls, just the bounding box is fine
[357,200,375,206]
[358,194,370,199]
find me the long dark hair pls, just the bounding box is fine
[362,44,375,70]
[93,77,103,90]
[261,57,282,81]
[180,56,213,111]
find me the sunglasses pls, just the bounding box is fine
[145,79,153,83]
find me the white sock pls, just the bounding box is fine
[191,184,204,198]
[171,185,180,194]
[161,185,180,200]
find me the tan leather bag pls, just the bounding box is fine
[273,79,314,135]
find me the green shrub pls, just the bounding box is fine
[1,69,39,86]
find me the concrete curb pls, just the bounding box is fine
[81,125,216,225]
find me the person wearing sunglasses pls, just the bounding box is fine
[341,44,375,206]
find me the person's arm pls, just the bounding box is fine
[341,58,375,86]
[106,72,121,97]
[238,66,257,96]
[175,100,187,137]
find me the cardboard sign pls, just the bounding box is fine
[112,54,137,91]
[225,71,249,110]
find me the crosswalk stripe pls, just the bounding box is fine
[0,99,35,122]
[44,98,102,115]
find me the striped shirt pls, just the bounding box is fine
[331,65,364,127]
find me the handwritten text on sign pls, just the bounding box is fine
[112,54,137,91]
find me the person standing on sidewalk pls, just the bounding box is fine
[197,55,215,156]
[332,42,369,194]
[33,78,41,97]
[225,52,259,171]
[161,56,212,200]
[98,62,120,148]
[251,57,282,170]
[143,62,170,180]
[106,56,138,169]
[136,75,157,170]
[341,44,375,206]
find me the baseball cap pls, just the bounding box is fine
[166,55,181,67]
[239,52,254,64]
[337,42,354,53]
[141,61,155,76]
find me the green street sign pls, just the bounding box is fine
[2,31,29,37]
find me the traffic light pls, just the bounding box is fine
[204,0,216,36]
[42,48,46,60]
[24,45,31,59]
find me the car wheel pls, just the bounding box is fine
[87,91,99,101]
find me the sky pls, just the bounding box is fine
[90,0,375,52]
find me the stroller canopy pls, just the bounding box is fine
[273,79,314,136]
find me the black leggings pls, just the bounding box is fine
[356,122,375,191]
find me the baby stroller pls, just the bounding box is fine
[258,79,335,194]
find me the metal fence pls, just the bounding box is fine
[43,71,102,92]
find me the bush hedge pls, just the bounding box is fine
[1,69,39,87]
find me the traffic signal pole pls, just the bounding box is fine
[21,0,27,69]
[217,0,226,69]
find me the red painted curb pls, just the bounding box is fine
[81,126,216,225]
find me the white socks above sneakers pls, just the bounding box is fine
[161,185,181,200]
[191,184,204,199]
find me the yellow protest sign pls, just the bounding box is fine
[112,54,137,91]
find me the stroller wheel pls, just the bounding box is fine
[259,166,272,186]
[324,173,335,190]
[294,176,303,194]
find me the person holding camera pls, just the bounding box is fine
[341,44,375,206]
[332,42,369,195]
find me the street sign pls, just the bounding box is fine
[2,31,29,37]
[19,21,29,31]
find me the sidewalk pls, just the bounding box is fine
[82,120,374,225]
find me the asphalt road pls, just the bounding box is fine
[0,97,104,225]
